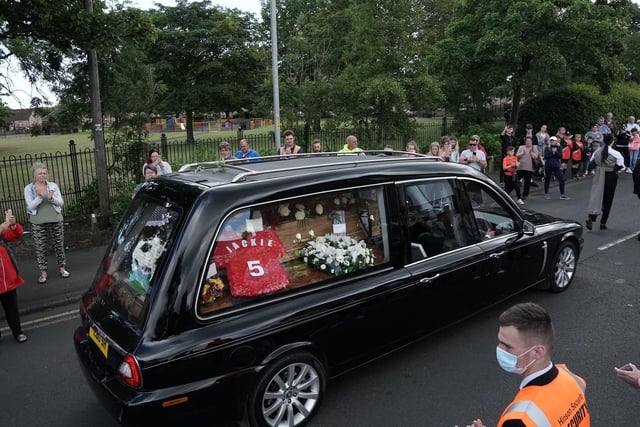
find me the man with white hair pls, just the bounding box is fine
[338,135,364,156]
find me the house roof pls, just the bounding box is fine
[8,108,34,122]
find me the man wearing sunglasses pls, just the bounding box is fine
[459,135,488,172]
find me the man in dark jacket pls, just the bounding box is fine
[543,137,569,200]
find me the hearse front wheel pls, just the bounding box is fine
[548,241,577,293]
[248,351,326,427]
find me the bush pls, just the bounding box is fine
[519,89,600,138]
[608,82,640,124]
[516,83,640,137]
[456,123,502,156]
[30,123,42,137]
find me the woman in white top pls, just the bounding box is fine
[142,149,172,176]
[448,136,460,162]
[23,162,70,284]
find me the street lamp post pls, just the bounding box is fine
[270,0,281,152]
[85,0,109,219]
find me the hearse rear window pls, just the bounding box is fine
[198,186,389,315]
[92,199,180,325]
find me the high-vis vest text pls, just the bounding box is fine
[497,364,590,427]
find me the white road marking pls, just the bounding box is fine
[0,309,79,334]
[598,233,640,251]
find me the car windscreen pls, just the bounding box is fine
[92,198,180,326]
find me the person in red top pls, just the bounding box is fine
[561,132,573,177]
[502,146,524,205]
[571,133,585,178]
[0,208,28,343]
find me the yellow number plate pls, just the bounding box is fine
[89,326,109,358]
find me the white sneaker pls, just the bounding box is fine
[626,168,633,173]
[517,199,525,205]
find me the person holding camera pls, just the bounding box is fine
[0,208,28,343]
[459,135,487,172]
[499,125,515,185]
[543,137,569,200]
[585,136,625,230]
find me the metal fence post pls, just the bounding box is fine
[160,133,168,161]
[69,139,81,204]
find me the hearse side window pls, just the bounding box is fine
[462,181,518,240]
[405,180,473,262]
[198,186,389,315]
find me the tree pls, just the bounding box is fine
[150,0,264,143]
[433,0,627,130]
[262,0,346,133]
[0,1,153,104]
[271,0,445,141]
[336,0,444,141]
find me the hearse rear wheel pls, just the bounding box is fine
[248,351,326,427]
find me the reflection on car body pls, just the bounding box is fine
[73,152,583,427]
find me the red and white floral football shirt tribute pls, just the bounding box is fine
[214,228,289,297]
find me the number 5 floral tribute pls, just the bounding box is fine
[301,234,374,277]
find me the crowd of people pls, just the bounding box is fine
[497,115,639,231]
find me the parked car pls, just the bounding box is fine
[74,153,583,426]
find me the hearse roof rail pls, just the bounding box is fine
[178,151,440,183]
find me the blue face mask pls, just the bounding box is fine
[496,346,536,375]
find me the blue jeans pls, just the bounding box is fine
[630,149,638,170]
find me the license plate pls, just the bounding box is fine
[89,326,109,358]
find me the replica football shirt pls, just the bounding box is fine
[213,228,289,297]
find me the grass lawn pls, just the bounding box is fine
[0,117,449,157]
[0,127,273,158]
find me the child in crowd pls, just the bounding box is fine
[571,133,584,179]
[502,146,524,204]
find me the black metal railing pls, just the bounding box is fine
[1,120,456,225]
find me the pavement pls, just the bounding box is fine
[0,244,108,326]
[0,166,587,328]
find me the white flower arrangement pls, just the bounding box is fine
[278,204,291,217]
[301,234,374,277]
[294,230,315,243]
[294,203,308,228]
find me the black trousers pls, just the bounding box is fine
[0,289,23,338]
[601,171,619,225]
[518,170,533,197]
[503,174,521,198]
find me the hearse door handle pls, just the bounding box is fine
[419,273,440,284]
[489,251,505,259]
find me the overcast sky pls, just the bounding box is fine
[130,0,261,15]
[2,0,263,109]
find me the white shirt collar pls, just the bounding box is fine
[520,361,554,389]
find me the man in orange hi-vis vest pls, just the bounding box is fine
[460,303,590,427]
